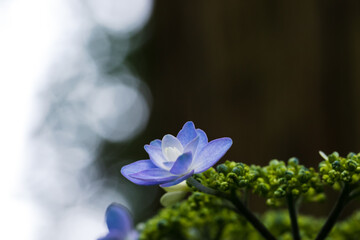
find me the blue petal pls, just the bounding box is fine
[105,203,132,237]
[150,139,161,147]
[170,152,193,175]
[160,170,195,187]
[196,129,208,153]
[98,231,123,240]
[126,230,139,240]
[193,137,233,173]
[176,121,197,146]
[121,160,158,185]
[161,134,183,152]
[129,168,177,184]
[144,145,168,169]
[183,136,199,156]
[98,230,138,240]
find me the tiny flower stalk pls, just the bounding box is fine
[287,193,301,240]
[315,184,351,240]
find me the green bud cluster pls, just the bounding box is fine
[139,191,360,240]
[252,158,324,206]
[192,161,254,192]
[319,152,360,187]
[139,192,258,240]
[192,159,324,206]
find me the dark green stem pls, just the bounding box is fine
[187,177,276,240]
[287,193,301,240]
[315,184,351,240]
[243,188,249,208]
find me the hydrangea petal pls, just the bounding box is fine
[170,152,193,175]
[129,168,177,184]
[160,170,195,187]
[98,231,123,240]
[193,137,233,173]
[121,160,158,185]
[126,230,139,240]
[105,203,132,237]
[176,121,197,146]
[144,145,168,170]
[150,139,161,147]
[196,129,208,153]
[184,136,199,156]
[162,134,183,153]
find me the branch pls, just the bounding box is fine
[187,177,276,240]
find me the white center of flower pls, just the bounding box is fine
[164,147,182,162]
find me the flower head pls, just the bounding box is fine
[121,121,232,187]
[98,203,138,240]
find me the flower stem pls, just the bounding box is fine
[187,177,276,240]
[315,184,351,240]
[287,193,301,240]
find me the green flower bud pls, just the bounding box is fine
[346,160,358,171]
[288,157,299,166]
[160,191,188,207]
[274,188,286,198]
[332,161,341,171]
[232,166,244,176]
[347,152,356,159]
[227,172,238,181]
[328,152,339,163]
[298,170,311,183]
[220,182,229,191]
[341,170,351,183]
[269,160,280,166]
[217,164,229,174]
[285,170,294,180]
[328,170,339,179]
[238,179,249,187]
[276,166,287,176]
[291,189,300,196]
[258,183,270,194]
[301,184,309,193]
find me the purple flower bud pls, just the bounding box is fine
[98,203,138,240]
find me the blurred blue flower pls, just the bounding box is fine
[98,203,138,240]
[121,121,232,187]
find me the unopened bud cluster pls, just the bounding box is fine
[319,152,360,187]
[193,158,324,206]
[257,158,324,206]
[192,161,255,192]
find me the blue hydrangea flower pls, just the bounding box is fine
[98,203,138,240]
[121,121,232,187]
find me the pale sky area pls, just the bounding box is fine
[0,0,153,239]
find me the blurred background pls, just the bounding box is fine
[1,0,360,239]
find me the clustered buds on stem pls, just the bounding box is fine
[320,152,360,187]
[193,158,324,207]
[98,122,360,240]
